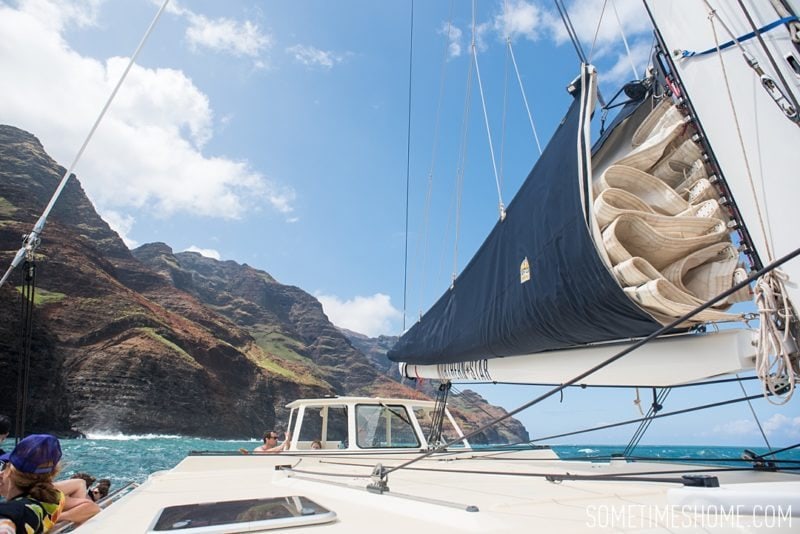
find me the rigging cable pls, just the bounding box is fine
[1,0,171,442]
[507,39,543,155]
[14,262,36,443]
[699,2,798,124]
[449,384,521,439]
[610,0,639,80]
[736,0,800,122]
[0,0,172,289]
[402,0,414,331]
[760,441,800,459]
[587,0,609,63]
[380,245,800,478]
[736,373,772,449]
[554,0,587,63]
[529,392,764,444]
[622,387,671,457]
[450,42,475,286]
[415,1,455,320]
[499,37,509,194]
[553,0,606,107]
[471,0,506,220]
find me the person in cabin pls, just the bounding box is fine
[0,417,10,456]
[253,430,291,453]
[310,440,322,450]
[0,434,65,534]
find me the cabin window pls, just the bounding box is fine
[414,407,466,448]
[355,404,420,449]
[148,496,336,532]
[296,406,347,447]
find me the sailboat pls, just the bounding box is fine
[29,0,800,532]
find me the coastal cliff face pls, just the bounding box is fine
[0,124,528,444]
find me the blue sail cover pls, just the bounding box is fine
[388,72,661,365]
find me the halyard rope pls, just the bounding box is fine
[706,5,797,402]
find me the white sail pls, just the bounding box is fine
[644,0,800,309]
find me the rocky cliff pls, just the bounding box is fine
[0,124,528,443]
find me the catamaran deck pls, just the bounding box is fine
[77,449,799,532]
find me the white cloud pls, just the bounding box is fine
[315,293,402,337]
[101,209,137,248]
[601,38,651,85]
[19,0,103,33]
[438,22,463,58]
[185,13,271,58]
[0,1,296,224]
[713,418,759,436]
[545,0,651,58]
[712,414,800,439]
[267,187,297,215]
[183,245,221,260]
[163,0,271,60]
[493,0,546,42]
[286,44,345,69]
[763,414,800,438]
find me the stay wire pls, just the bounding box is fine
[528,393,763,444]
[588,0,609,63]
[471,0,505,219]
[402,0,414,331]
[290,459,789,484]
[737,373,772,449]
[507,40,543,155]
[0,0,171,289]
[623,388,671,456]
[383,245,800,477]
[415,0,454,319]
[14,261,36,442]
[611,0,639,80]
[554,0,587,63]
[760,442,800,459]
[451,50,475,285]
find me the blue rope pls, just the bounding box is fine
[681,15,798,58]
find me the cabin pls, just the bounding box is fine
[284,396,472,451]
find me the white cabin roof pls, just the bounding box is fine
[286,396,437,409]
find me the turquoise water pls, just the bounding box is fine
[49,437,800,491]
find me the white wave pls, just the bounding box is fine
[83,432,186,441]
[577,448,599,454]
[82,433,259,442]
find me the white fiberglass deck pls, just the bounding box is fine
[77,449,799,533]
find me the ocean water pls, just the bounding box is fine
[50,436,800,491]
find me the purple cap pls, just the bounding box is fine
[0,434,62,474]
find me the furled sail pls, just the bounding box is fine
[389,67,662,366]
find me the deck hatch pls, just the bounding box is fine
[147,496,336,532]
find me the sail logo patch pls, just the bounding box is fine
[520,257,530,283]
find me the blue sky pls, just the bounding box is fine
[0,0,797,448]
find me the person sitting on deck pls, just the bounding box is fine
[310,440,322,450]
[253,431,291,453]
[53,475,101,526]
[89,479,111,502]
[0,434,65,534]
